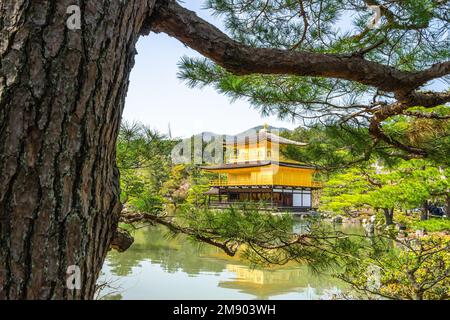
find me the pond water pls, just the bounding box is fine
[98,220,362,300]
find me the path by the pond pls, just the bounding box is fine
[98,221,363,300]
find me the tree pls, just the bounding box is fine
[167,0,450,161]
[117,122,173,213]
[337,235,450,300]
[320,166,400,225]
[0,0,156,299]
[122,206,450,300]
[321,159,449,225]
[1,0,448,299]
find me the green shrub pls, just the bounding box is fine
[411,218,450,232]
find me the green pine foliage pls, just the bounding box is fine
[116,121,449,299]
[178,0,449,162]
[117,121,214,214]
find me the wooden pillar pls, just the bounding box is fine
[271,188,274,209]
[280,191,284,208]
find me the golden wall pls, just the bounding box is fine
[217,165,316,187]
[225,142,289,163]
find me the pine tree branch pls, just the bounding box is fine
[369,103,430,156]
[149,0,450,95]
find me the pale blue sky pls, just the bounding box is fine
[122,1,298,138]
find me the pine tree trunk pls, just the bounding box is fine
[421,201,429,221]
[446,193,450,216]
[0,0,155,299]
[383,208,394,226]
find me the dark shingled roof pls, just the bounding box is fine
[223,130,307,147]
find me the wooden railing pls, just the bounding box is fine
[225,156,268,163]
[211,178,272,186]
[211,179,323,188]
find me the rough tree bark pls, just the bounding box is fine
[0,0,155,299]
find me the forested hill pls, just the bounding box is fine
[194,125,290,141]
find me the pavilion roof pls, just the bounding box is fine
[224,130,307,147]
[201,161,316,171]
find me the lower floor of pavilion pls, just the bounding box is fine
[205,185,318,212]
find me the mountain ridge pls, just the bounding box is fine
[196,125,290,141]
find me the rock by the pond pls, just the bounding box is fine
[308,210,320,217]
[396,223,407,231]
[415,229,427,238]
[343,218,361,224]
[332,215,343,224]
[362,217,376,236]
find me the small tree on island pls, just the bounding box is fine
[320,160,449,225]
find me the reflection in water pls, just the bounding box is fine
[99,220,356,300]
[220,264,342,299]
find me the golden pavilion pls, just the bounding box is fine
[201,128,320,212]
